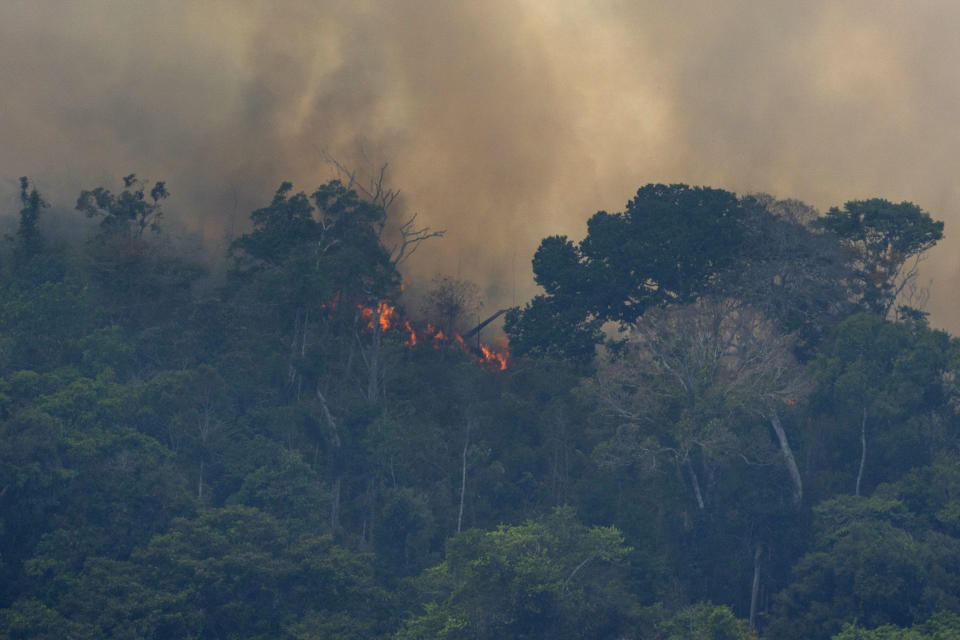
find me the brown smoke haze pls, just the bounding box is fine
[3,1,960,329]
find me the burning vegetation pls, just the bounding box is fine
[360,300,509,369]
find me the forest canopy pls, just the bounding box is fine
[0,175,957,639]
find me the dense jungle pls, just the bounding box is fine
[2,174,960,640]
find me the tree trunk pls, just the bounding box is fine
[749,543,763,628]
[684,456,705,510]
[457,434,469,533]
[330,475,341,530]
[856,406,867,497]
[288,307,301,387]
[317,389,343,530]
[769,411,803,505]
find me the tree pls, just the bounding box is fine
[397,507,637,640]
[810,314,951,497]
[11,176,55,285]
[507,184,748,362]
[586,299,810,622]
[227,448,329,535]
[588,299,808,509]
[656,602,758,640]
[229,179,398,401]
[421,275,482,337]
[0,598,96,639]
[136,506,393,639]
[767,486,960,640]
[75,175,205,334]
[75,173,167,239]
[722,194,853,356]
[819,199,943,317]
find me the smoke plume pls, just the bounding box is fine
[2,1,959,328]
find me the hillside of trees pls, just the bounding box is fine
[2,174,960,639]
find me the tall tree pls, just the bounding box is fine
[589,299,808,509]
[507,184,748,362]
[819,199,943,318]
[75,175,203,335]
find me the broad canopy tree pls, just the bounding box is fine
[507,184,748,362]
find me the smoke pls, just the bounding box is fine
[2,1,959,328]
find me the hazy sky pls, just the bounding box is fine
[2,1,959,329]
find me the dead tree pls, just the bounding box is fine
[588,298,809,508]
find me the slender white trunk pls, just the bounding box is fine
[317,389,343,530]
[769,411,803,505]
[457,436,468,533]
[856,406,867,497]
[749,543,763,628]
[685,456,705,510]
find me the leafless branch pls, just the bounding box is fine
[389,212,445,265]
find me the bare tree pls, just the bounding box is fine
[588,298,809,508]
[324,155,444,403]
[422,275,483,337]
[323,153,445,266]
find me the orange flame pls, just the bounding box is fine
[360,301,396,331]
[357,301,510,369]
[480,345,508,370]
[403,320,417,346]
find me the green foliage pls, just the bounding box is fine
[768,475,960,640]
[10,177,65,287]
[809,313,951,495]
[504,295,603,365]
[722,195,853,355]
[75,173,168,238]
[398,507,638,639]
[656,603,758,640]
[3,176,960,639]
[227,448,329,534]
[820,199,943,316]
[230,179,394,294]
[0,281,88,371]
[74,174,206,336]
[0,598,95,639]
[507,184,748,361]
[832,612,960,640]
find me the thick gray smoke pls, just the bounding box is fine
[2,1,959,328]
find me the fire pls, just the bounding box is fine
[480,345,508,370]
[360,301,396,331]
[402,321,417,346]
[357,301,510,369]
